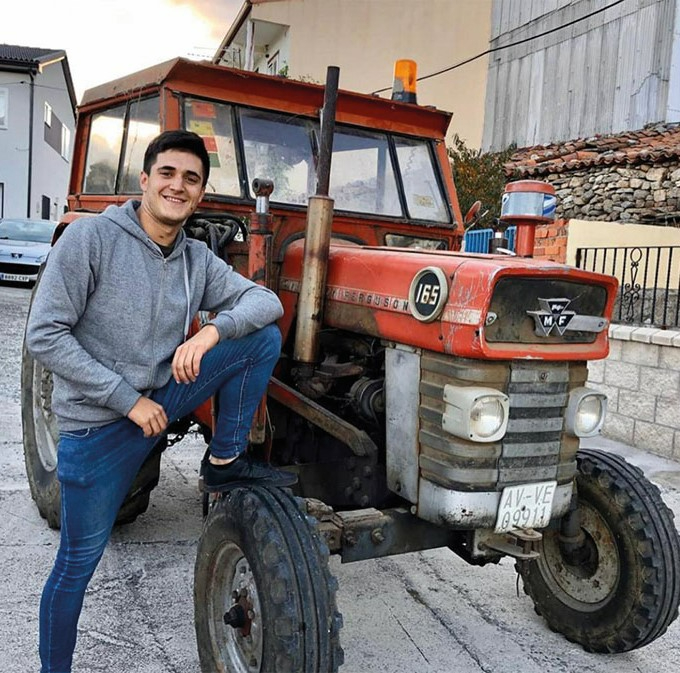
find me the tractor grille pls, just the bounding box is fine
[485,277,608,344]
[418,352,583,492]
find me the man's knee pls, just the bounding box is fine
[211,323,281,365]
[258,323,282,359]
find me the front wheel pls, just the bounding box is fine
[518,448,680,652]
[194,486,344,672]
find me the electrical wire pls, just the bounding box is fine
[0,79,73,92]
[370,0,627,94]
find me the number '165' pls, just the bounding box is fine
[416,283,440,305]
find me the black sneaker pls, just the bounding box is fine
[203,453,298,491]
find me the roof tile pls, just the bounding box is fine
[0,43,63,67]
[505,122,680,177]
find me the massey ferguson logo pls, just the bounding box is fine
[527,298,576,336]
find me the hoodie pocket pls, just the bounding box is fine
[113,361,152,391]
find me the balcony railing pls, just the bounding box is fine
[576,246,680,328]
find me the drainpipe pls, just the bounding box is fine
[26,72,35,218]
[293,66,339,385]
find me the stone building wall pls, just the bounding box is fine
[524,160,680,264]
[539,162,680,224]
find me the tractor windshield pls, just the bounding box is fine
[81,94,451,225]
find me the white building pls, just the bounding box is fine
[0,44,76,219]
[213,0,492,148]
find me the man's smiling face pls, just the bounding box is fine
[139,149,206,229]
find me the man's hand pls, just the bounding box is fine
[128,397,168,437]
[172,324,220,384]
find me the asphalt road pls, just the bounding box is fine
[1,283,679,673]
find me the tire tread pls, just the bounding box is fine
[518,448,680,653]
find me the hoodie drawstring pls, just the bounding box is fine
[182,250,191,340]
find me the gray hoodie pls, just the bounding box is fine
[26,200,283,431]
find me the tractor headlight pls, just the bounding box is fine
[442,385,509,443]
[565,388,607,437]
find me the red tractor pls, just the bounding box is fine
[22,58,680,671]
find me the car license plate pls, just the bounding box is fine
[0,273,30,282]
[495,480,557,532]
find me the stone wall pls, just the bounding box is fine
[587,325,680,461]
[541,162,680,225]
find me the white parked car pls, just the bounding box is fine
[0,218,57,283]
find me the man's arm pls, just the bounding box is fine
[199,248,284,341]
[167,248,282,386]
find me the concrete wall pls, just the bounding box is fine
[587,325,680,461]
[566,218,680,266]
[531,218,680,274]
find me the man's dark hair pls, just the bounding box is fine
[143,130,211,187]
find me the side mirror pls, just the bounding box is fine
[464,200,482,225]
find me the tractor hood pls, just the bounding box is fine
[279,240,618,360]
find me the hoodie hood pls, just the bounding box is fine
[102,200,188,261]
[102,200,192,336]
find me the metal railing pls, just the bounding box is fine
[576,245,680,328]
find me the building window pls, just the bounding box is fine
[41,195,51,220]
[44,107,71,159]
[0,183,4,216]
[61,124,71,160]
[0,89,8,129]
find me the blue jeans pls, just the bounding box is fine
[39,324,281,672]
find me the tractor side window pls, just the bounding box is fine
[118,97,161,193]
[329,130,401,217]
[83,97,161,194]
[239,109,315,205]
[394,138,449,223]
[184,99,240,196]
[83,105,126,194]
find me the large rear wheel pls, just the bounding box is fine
[194,486,344,672]
[518,448,680,652]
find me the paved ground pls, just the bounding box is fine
[1,283,679,673]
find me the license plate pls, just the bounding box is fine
[0,273,30,282]
[495,480,557,532]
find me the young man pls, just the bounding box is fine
[26,129,295,672]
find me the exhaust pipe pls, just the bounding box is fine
[248,178,274,444]
[293,66,339,377]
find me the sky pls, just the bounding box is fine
[1,0,243,101]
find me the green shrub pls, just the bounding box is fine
[448,134,516,227]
